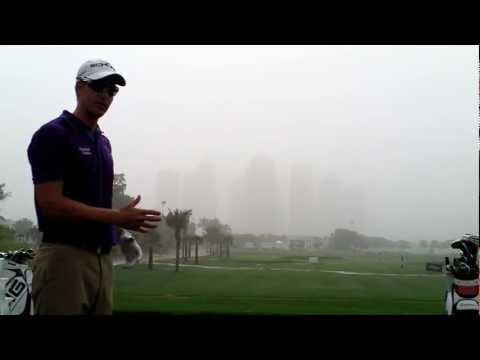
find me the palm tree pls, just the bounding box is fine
[221,224,232,258]
[148,234,153,270]
[193,235,202,264]
[147,231,161,270]
[188,235,193,259]
[185,220,196,261]
[182,229,187,261]
[165,209,192,272]
[225,234,233,258]
[0,183,11,215]
[198,218,233,258]
[0,183,11,201]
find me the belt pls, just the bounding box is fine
[76,243,112,255]
[43,241,112,255]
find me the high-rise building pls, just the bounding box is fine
[314,175,342,236]
[314,175,367,236]
[229,175,249,233]
[243,155,281,234]
[288,163,314,236]
[180,159,217,219]
[155,170,181,212]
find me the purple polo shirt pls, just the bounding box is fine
[27,110,118,248]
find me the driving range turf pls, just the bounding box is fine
[113,250,447,315]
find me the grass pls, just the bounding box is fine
[193,250,442,274]
[113,249,448,315]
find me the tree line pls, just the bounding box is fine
[330,228,454,251]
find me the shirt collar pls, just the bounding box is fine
[61,110,103,135]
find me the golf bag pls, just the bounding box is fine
[0,230,141,315]
[444,234,479,317]
[0,248,35,316]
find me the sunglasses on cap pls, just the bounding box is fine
[82,80,119,97]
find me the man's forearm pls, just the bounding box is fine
[40,196,120,225]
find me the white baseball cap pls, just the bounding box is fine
[76,59,126,86]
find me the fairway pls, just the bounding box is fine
[113,250,447,315]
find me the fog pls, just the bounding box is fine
[0,45,478,242]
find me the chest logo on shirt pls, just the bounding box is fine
[78,146,92,156]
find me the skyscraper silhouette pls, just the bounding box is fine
[243,155,281,234]
[156,170,181,211]
[181,159,217,219]
[288,163,314,236]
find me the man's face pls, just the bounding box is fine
[77,79,119,118]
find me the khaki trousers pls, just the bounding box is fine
[32,243,113,315]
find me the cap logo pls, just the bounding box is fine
[89,62,115,71]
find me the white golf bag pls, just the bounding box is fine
[444,234,479,317]
[0,230,142,315]
[0,249,35,316]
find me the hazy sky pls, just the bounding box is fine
[0,45,478,241]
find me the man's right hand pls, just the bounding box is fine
[116,195,161,233]
[34,183,161,232]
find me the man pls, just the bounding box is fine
[27,59,161,315]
